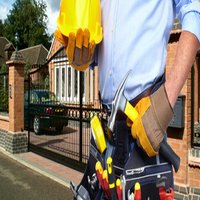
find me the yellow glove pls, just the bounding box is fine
[54,29,68,47]
[129,85,173,157]
[55,28,95,71]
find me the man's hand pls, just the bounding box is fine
[55,28,96,71]
[129,85,173,157]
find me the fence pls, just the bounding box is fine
[0,72,8,113]
[25,47,105,171]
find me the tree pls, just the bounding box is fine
[3,0,51,50]
[0,20,4,36]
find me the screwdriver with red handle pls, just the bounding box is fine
[134,182,141,200]
[95,161,105,191]
[103,169,111,199]
[116,178,122,200]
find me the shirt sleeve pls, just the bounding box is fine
[174,0,200,42]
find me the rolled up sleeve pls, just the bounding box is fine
[175,0,200,42]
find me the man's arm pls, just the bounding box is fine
[165,31,200,108]
[130,31,200,157]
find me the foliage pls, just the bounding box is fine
[3,0,51,50]
[0,73,8,112]
[0,20,4,37]
[24,63,31,80]
[0,64,8,73]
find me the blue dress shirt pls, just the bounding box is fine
[97,0,200,106]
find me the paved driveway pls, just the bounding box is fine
[0,152,73,200]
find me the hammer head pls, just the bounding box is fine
[107,70,132,132]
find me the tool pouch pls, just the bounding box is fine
[122,144,173,199]
[72,121,173,200]
[72,135,113,200]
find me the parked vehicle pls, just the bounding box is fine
[24,89,68,134]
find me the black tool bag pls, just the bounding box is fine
[72,120,173,200]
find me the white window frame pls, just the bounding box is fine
[54,61,85,103]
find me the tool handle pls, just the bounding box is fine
[124,101,139,122]
[160,140,180,172]
[116,179,122,200]
[107,157,117,200]
[95,161,105,190]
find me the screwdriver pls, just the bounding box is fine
[134,182,141,200]
[95,161,105,190]
[107,157,117,200]
[116,178,122,200]
[103,169,111,198]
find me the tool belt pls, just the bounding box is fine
[114,74,165,121]
[71,122,174,200]
[71,74,174,200]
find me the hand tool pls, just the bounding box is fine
[95,161,105,190]
[107,70,180,172]
[87,173,98,190]
[103,169,111,198]
[107,157,117,200]
[134,182,141,200]
[116,178,122,200]
[121,175,126,200]
[70,181,91,200]
[128,189,134,200]
[91,114,107,153]
[156,176,174,200]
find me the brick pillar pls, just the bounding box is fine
[5,51,28,154]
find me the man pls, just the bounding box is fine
[56,0,200,199]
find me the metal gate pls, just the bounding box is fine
[25,47,105,171]
[0,72,8,113]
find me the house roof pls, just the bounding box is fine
[47,37,66,62]
[19,44,48,66]
[4,43,15,51]
[0,37,10,66]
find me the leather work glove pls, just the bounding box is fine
[55,28,96,71]
[54,29,68,47]
[128,85,173,157]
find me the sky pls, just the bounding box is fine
[0,0,61,34]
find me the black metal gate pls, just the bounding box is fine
[0,72,8,113]
[25,47,104,172]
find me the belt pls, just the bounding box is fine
[107,74,165,121]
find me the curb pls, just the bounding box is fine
[0,148,70,188]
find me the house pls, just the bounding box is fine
[19,44,48,68]
[19,44,49,87]
[47,38,99,106]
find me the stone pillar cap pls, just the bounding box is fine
[6,50,25,65]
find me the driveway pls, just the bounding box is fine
[0,152,73,200]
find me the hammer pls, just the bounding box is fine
[107,70,180,172]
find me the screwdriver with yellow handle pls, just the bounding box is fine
[91,115,107,153]
[106,157,117,200]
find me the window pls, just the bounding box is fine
[62,67,65,99]
[54,63,85,103]
[55,67,60,99]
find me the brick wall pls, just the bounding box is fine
[0,115,9,130]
